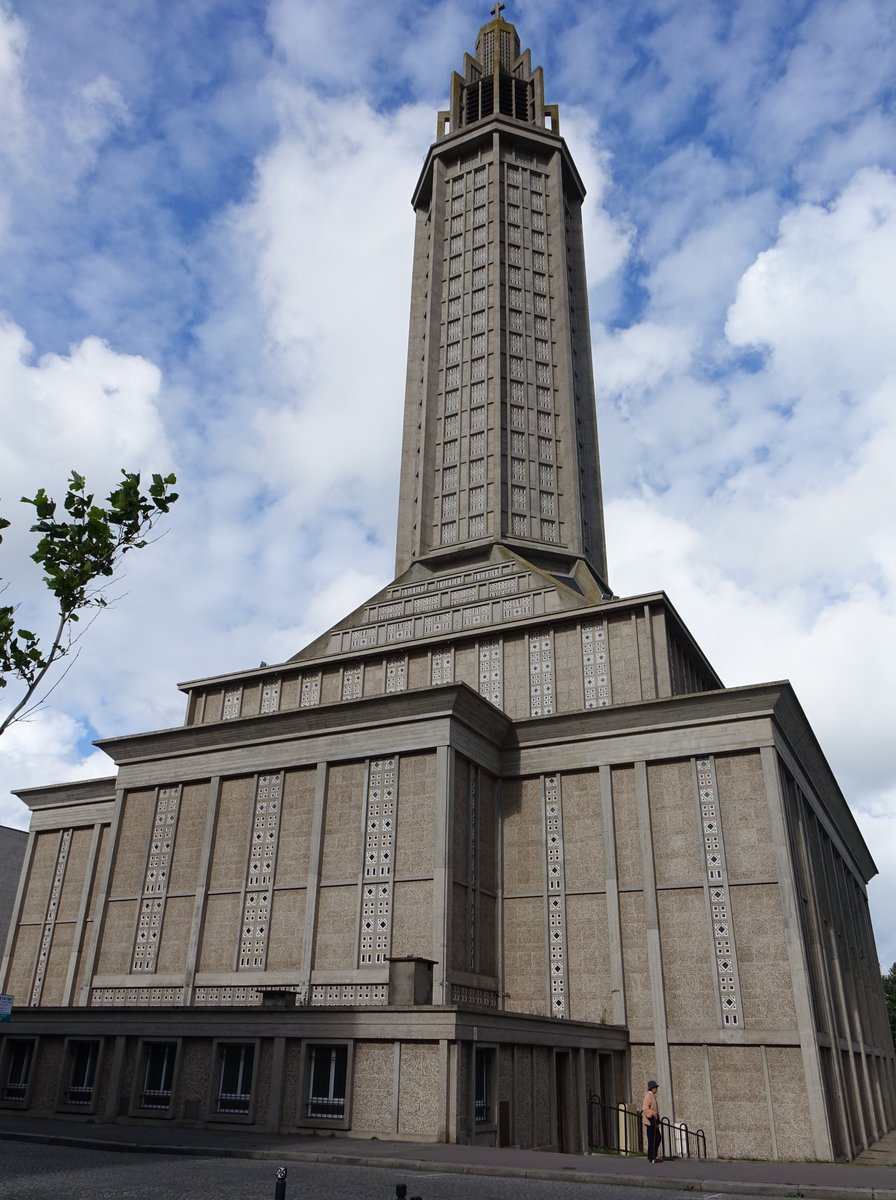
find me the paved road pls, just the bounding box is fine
[0,1142,772,1200]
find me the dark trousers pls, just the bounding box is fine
[646,1118,663,1161]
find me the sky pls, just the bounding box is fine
[0,0,895,969]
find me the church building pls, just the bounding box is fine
[2,8,894,1161]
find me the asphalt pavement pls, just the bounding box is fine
[1,1114,895,1200]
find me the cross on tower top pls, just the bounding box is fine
[490,2,506,19]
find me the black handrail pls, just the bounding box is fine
[586,1094,708,1159]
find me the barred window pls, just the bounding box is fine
[215,1043,255,1116]
[306,1045,348,1121]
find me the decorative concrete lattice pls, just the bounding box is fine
[92,986,185,1007]
[424,613,452,635]
[30,828,72,1005]
[222,687,242,720]
[503,595,533,620]
[238,773,284,970]
[260,678,281,714]
[581,621,611,708]
[500,161,560,547]
[342,664,363,700]
[359,757,397,965]
[529,631,555,716]
[133,786,182,972]
[351,627,377,649]
[695,756,744,1027]
[377,602,404,620]
[192,987,267,1006]
[463,604,492,627]
[431,647,454,685]
[478,637,503,707]
[385,656,408,693]
[300,671,321,707]
[544,774,569,1018]
[310,983,388,1006]
[440,164,474,550]
[468,765,479,971]
[447,983,499,1007]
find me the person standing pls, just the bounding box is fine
[642,1079,663,1163]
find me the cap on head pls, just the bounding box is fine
[647,1079,658,1089]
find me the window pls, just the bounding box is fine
[136,1042,177,1112]
[63,1041,100,1107]
[306,1044,348,1120]
[1,1039,35,1103]
[215,1043,255,1116]
[474,1047,495,1124]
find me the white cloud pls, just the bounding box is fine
[727,167,896,400]
[63,74,130,166]
[1,0,895,978]
[0,709,112,830]
[0,2,27,159]
[0,318,171,504]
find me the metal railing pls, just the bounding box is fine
[656,1115,707,1159]
[586,1094,642,1154]
[586,1094,708,1159]
[305,1095,345,1119]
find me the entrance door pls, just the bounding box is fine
[555,1051,573,1152]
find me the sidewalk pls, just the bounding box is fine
[1,1114,895,1200]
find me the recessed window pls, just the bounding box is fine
[215,1043,255,1116]
[475,1047,495,1124]
[1,1039,35,1104]
[306,1044,348,1120]
[136,1042,177,1112]
[62,1040,100,1108]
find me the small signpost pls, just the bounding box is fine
[0,994,13,1022]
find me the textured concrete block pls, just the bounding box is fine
[41,920,74,1005]
[391,879,434,959]
[648,760,703,888]
[562,770,603,893]
[398,1042,441,1135]
[619,891,651,1026]
[96,899,138,973]
[209,778,254,891]
[503,896,546,1014]
[669,1044,713,1146]
[313,885,358,969]
[111,791,156,896]
[395,753,436,877]
[716,752,778,881]
[157,895,193,974]
[708,1044,774,1159]
[502,777,543,895]
[277,768,316,888]
[730,883,797,1029]
[198,892,242,972]
[58,828,93,921]
[566,892,611,1022]
[266,888,306,971]
[658,888,717,1027]
[169,783,209,895]
[766,1045,808,1160]
[351,1041,395,1131]
[611,767,641,890]
[320,763,364,883]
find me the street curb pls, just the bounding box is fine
[0,1127,890,1199]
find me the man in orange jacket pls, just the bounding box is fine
[642,1080,662,1163]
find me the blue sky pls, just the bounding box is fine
[1,0,896,969]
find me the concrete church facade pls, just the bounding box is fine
[2,10,894,1161]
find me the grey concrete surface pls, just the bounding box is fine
[1,1116,896,1200]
